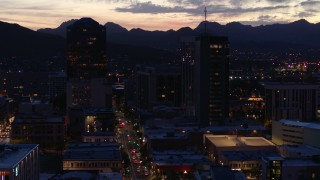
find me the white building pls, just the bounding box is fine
[272,119,320,148]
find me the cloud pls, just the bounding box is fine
[166,0,206,6]
[116,1,289,15]
[116,1,189,14]
[300,0,320,6]
[300,0,320,13]
[240,19,288,26]
[266,0,290,3]
[296,11,314,18]
[72,0,135,3]
[229,0,248,6]
[258,15,277,21]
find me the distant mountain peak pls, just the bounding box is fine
[105,22,128,34]
[291,19,310,25]
[57,19,78,29]
[226,22,244,27]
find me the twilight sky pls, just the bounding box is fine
[1,0,320,31]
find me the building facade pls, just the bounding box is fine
[67,18,107,80]
[265,83,318,122]
[63,142,121,173]
[272,119,320,148]
[195,36,229,126]
[82,132,116,143]
[66,78,112,108]
[136,65,181,109]
[11,115,65,149]
[0,144,39,180]
[180,37,196,116]
[0,71,66,101]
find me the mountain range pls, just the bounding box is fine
[1,19,320,59]
[38,19,320,50]
[0,21,65,57]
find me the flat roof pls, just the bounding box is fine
[13,116,64,124]
[82,132,116,137]
[68,142,119,149]
[0,144,38,169]
[201,125,266,132]
[51,171,97,180]
[279,119,320,130]
[152,152,211,166]
[63,148,121,160]
[205,135,275,147]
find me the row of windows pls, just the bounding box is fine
[231,163,258,169]
[282,133,303,139]
[282,128,303,134]
[283,139,302,144]
[85,138,115,142]
[66,161,119,168]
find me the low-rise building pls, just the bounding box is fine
[204,135,276,162]
[11,114,65,149]
[0,144,39,180]
[151,150,211,179]
[204,135,277,177]
[262,156,320,180]
[67,107,115,140]
[272,119,320,148]
[82,132,116,143]
[63,142,121,173]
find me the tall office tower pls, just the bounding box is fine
[181,37,195,116]
[195,36,229,126]
[136,65,181,109]
[265,82,318,122]
[67,18,107,80]
[66,78,112,108]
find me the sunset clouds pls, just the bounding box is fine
[0,0,319,30]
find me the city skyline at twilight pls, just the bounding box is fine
[1,0,320,31]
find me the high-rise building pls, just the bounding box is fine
[66,78,112,108]
[181,37,195,116]
[264,82,318,122]
[195,36,229,126]
[67,18,107,80]
[136,65,181,109]
[11,115,65,149]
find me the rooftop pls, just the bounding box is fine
[82,131,116,137]
[152,150,211,166]
[63,147,121,160]
[68,142,119,149]
[279,119,320,130]
[205,135,275,147]
[201,125,266,132]
[13,115,64,124]
[50,171,97,180]
[0,144,38,169]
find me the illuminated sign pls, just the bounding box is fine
[15,165,19,176]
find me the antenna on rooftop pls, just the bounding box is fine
[204,6,207,34]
